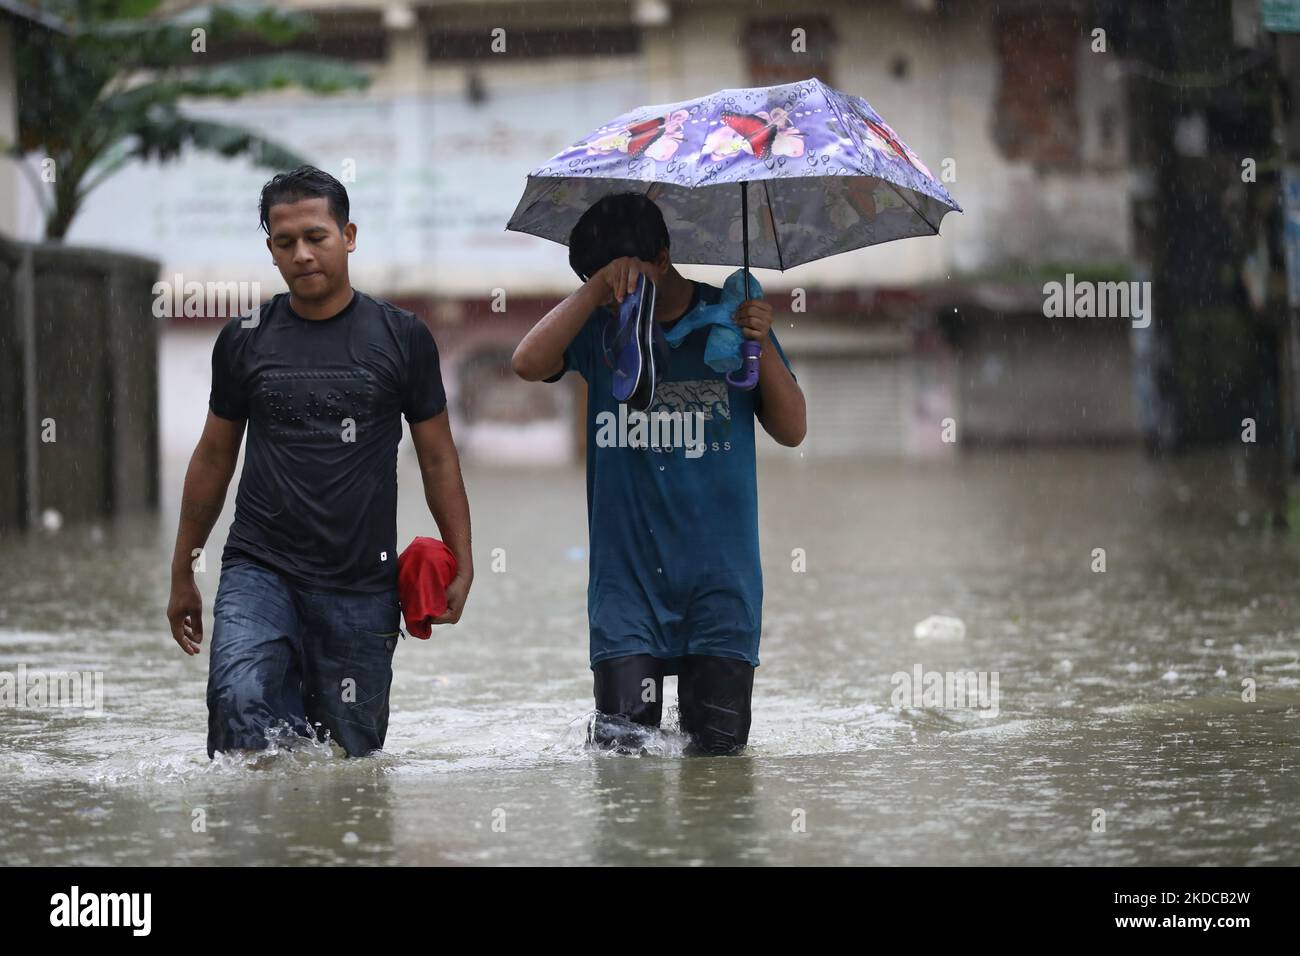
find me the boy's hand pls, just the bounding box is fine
[590,256,652,308]
[733,299,773,342]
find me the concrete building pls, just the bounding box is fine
[0,0,67,239]
[41,0,1139,461]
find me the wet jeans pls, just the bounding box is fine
[591,653,755,755]
[206,557,402,758]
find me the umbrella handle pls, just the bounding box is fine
[726,340,761,390]
[729,182,761,391]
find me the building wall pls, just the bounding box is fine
[0,236,161,531]
[940,1,1132,274]
[955,313,1139,444]
[49,0,1131,296]
[43,0,1139,462]
[0,18,19,239]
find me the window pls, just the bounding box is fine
[743,15,836,86]
[426,26,640,61]
[201,12,388,63]
[992,13,1081,170]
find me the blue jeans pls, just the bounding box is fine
[206,557,402,758]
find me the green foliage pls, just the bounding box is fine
[10,1,370,238]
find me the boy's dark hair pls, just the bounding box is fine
[568,192,670,282]
[258,165,350,235]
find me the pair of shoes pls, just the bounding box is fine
[609,273,659,412]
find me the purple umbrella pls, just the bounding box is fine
[506,77,962,389]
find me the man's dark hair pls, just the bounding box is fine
[568,192,670,282]
[258,165,350,235]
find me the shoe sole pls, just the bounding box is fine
[629,277,657,412]
[611,273,648,404]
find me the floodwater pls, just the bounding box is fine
[2,447,1299,865]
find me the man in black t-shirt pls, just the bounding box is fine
[166,166,473,759]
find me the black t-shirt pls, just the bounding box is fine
[209,290,446,592]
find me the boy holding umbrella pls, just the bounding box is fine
[512,192,806,754]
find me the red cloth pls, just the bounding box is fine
[397,537,459,639]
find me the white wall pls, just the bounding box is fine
[40,0,1132,296]
[0,18,19,239]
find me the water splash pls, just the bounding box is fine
[556,711,690,758]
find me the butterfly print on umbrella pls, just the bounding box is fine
[583,109,689,162]
[703,107,806,163]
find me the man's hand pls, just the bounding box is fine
[429,569,473,626]
[168,411,243,655]
[167,575,205,656]
[410,411,473,626]
[733,298,773,343]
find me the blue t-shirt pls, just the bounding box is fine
[546,279,795,667]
